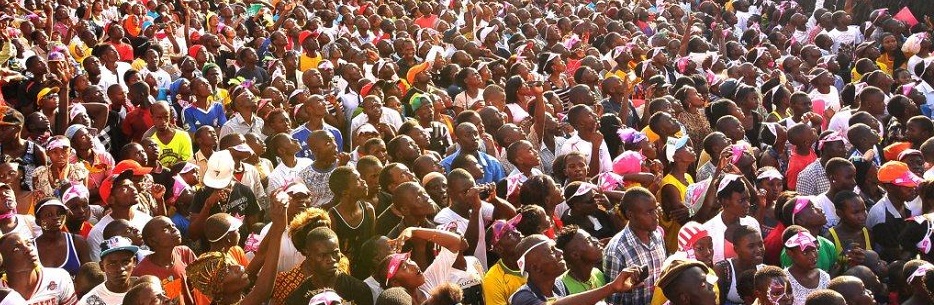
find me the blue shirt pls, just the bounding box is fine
[182,102,227,133]
[291,123,344,160]
[441,149,506,184]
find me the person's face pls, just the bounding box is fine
[758,277,794,305]
[722,191,750,218]
[0,163,19,188]
[448,176,476,207]
[111,179,140,207]
[692,236,714,266]
[37,205,67,232]
[149,218,182,248]
[0,185,13,213]
[0,234,39,272]
[791,97,812,115]
[789,245,818,269]
[904,155,925,176]
[151,105,171,131]
[306,237,341,275]
[759,178,783,201]
[141,139,160,163]
[889,184,919,202]
[404,186,436,218]
[101,251,136,287]
[735,233,765,264]
[456,124,482,152]
[360,166,383,195]
[564,155,589,182]
[678,266,718,305]
[571,230,604,262]
[831,165,857,191]
[65,197,90,224]
[311,134,338,163]
[405,127,429,150]
[425,178,448,207]
[391,258,426,288]
[47,147,70,168]
[626,196,659,232]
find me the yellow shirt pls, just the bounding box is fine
[483,260,527,305]
[299,54,323,72]
[658,174,693,254]
[150,130,193,168]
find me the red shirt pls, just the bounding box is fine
[122,107,153,142]
[786,150,817,190]
[133,246,197,305]
[109,41,135,62]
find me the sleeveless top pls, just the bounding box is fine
[786,268,830,305]
[724,260,764,305]
[658,174,693,254]
[329,201,375,261]
[59,233,81,276]
[827,227,873,256]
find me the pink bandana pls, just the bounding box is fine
[784,231,818,251]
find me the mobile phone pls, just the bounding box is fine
[639,265,649,281]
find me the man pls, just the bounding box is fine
[79,236,140,304]
[601,76,640,128]
[89,169,154,262]
[299,130,349,208]
[284,227,372,305]
[133,217,195,305]
[509,234,643,305]
[434,169,516,266]
[387,135,421,168]
[441,122,506,184]
[189,126,217,180]
[219,134,267,210]
[656,259,718,305]
[265,133,313,194]
[292,94,344,159]
[188,150,261,241]
[220,91,265,139]
[558,105,611,175]
[388,182,439,238]
[149,101,192,168]
[375,163,419,235]
[603,187,667,304]
[121,82,154,142]
[0,232,77,304]
[483,218,525,305]
[867,161,923,261]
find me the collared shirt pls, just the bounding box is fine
[867,195,922,229]
[220,113,265,140]
[483,259,527,305]
[868,194,923,261]
[440,149,506,184]
[603,226,666,305]
[796,160,831,196]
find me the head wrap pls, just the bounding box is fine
[187,252,236,299]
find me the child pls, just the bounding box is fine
[752,265,793,305]
[133,217,197,305]
[826,191,872,267]
[783,227,831,305]
[755,167,784,238]
[785,123,817,190]
[846,123,882,165]
[75,262,105,299]
[79,236,141,304]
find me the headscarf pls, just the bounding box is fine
[187,252,237,299]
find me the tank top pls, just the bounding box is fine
[329,201,375,261]
[658,174,693,254]
[59,233,81,276]
[827,227,873,255]
[725,260,764,305]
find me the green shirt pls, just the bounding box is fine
[559,268,606,295]
[780,236,837,272]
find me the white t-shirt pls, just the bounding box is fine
[703,212,761,263]
[87,211,153,262]
[2,214,41,239]
[78,283,126,305]
[813,193,839,230]
[266,158,313,195]
[809,87,841,112]
[827,26,864,54]
[454,89,485,110]
[0,290,26,305]
[556,134,613,173]
[0,268,76,305]
[349,107,405,136]
[866,195,922,229]
[433,203,495,235]
[417,248,484,299]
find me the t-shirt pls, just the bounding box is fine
[132,246,197,305]
[556,134,612,173]
[299,163,337,207]
[150,130,193,168]
[78,283,125,305]
[559,268,606,295]
[266,158,313,195]
[182,102,227,133]
[433,203,495,235]
[290,124,344,159]
[779,236,837,272]
[191,183,260,240]
[87,212,153,262]
[284,273,373,305]
[0,267,76,305]
[483,260,527,305]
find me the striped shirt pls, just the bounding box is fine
[603,226,666,305]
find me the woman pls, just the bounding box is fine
[503,76,533,125]
[453,68,485,113]
[186,189,287,305]
[67,124,113,202]
[765,86,792,123]
[658,136,695,254]
[878,32,907,76]
[733,84,764,147]
[826,191,872,262]
[714,225,764,305]
[754,167,784,238]
[705,173,762,263]
[33,197,90,276]
[783,227,830,305]
[539,53,569,90]
[674,86,712,151]
[32,136,89,198]
[519,175,565,238]
[758,124,789,174]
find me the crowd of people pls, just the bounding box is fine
[0,0,932,304]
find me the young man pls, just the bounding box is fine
[441,122,506,184]
[292,94,344,159]
[603,187,667,305]
[89,170,154,262]
[388,182,439,238]
[299,130,349,208]
[558,105,612,175]
[149,101,192,168]
[483,218,526,305]
[867,161,923,261]
[188,150,261,241]
[220,91,265,139]
[189,125,218,180]
[497,140,542,204]
[656,259,718,305]
[265,133,313,194]
[218,134,267,210]
[555,226,607,295]
[133,217,196,305]
[283,227,372,305]
[79,236,140,304]
[434,169,516,261]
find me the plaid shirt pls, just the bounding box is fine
[795,161,830,196]
[603,226,666,305]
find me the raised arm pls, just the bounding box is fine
[242,190,289,305]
